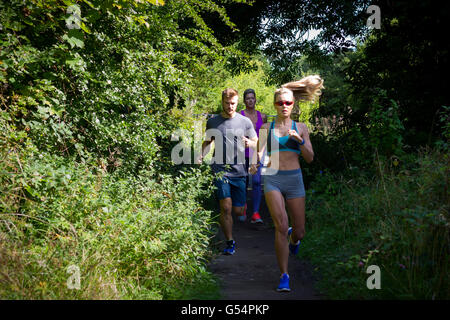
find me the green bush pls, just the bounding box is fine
[301,148,449,299]
[0,127,219,299]
[0,0,252,299]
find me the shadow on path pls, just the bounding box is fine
[208,194,325,300]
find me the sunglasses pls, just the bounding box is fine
[275,100,294,107]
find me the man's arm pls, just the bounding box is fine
[242,136,258,150]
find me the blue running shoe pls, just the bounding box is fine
[288,227,301,256]
[223,240,236,255]
[277,273,291,292]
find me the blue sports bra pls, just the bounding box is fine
[267,120,302,155]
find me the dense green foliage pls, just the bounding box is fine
[194,58,276,116]
[0,0,249,175]
[0,0,251,299]
[1,0,448,300]
[301,148,449,299]
[284,2,450,298]
[238,1,449,300]
[0,127,217,298]
[292,45,449,299]
[214,0,449,147]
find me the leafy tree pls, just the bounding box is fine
[0,0,254,299]
[209,0,449,148]
[206,0,371,81]
[0,0,251,175]
[346,0,450,146]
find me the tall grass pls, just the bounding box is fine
[299,148,449,299]
[0,118,220,299]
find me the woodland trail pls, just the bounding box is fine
[208,193,326,300]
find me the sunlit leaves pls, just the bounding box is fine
[62,30,84,48]
[147,0,165,5]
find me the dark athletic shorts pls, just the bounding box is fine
[214,176,246,207]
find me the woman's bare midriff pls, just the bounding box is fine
[267,151,301,171]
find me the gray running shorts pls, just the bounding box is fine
[263,168,306,199]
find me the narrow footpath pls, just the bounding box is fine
[208,195,325,300]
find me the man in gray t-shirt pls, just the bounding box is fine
[206,112,256,177]
[198,88,257,255]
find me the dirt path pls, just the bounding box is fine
[208,195,325,300]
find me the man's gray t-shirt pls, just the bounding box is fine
[206,113,257,177]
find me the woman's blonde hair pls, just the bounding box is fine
[274,75,324,103]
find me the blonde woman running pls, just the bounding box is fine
[250,75,324,292]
